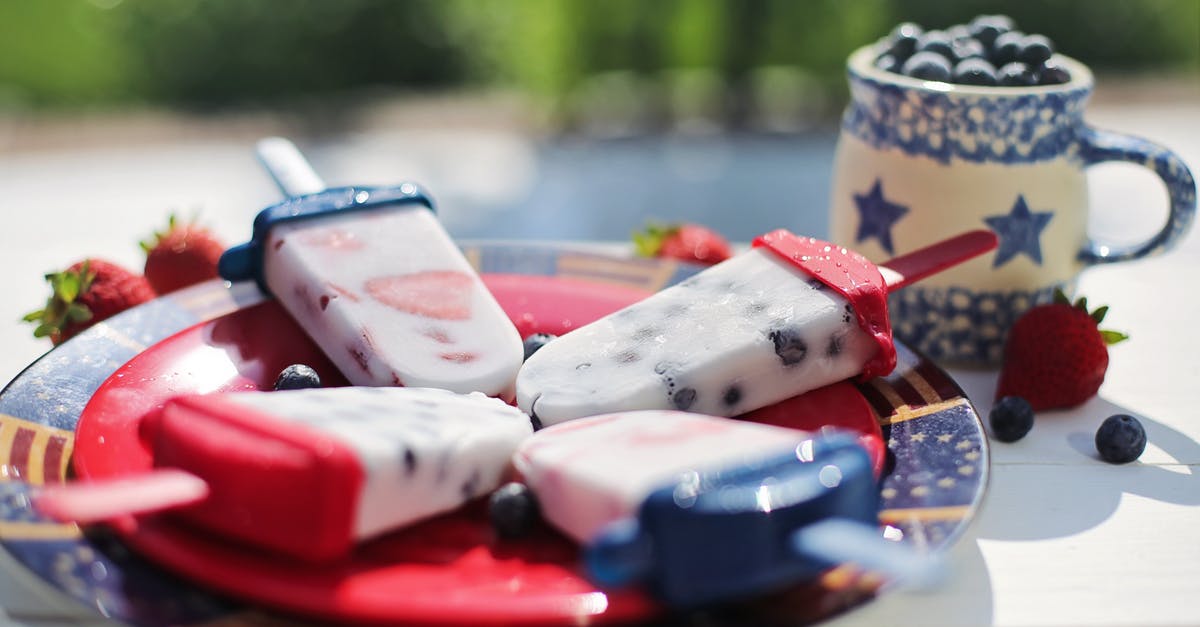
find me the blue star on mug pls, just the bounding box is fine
[983,195,1054,267]
[853,179,909,255]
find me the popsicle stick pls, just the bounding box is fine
[791,518,944,590]
[35,469,209,524]
[256,136,328,197]
[879,230,998,291]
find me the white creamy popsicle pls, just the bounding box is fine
[39,386,535,561]
[513,410,936,607]
[262,201,523,395]
[516,231,896,425]
[219,179,525,397]
[514,410,812,543]
[210,387,533,541]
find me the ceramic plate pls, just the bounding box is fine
[0,244,988,626]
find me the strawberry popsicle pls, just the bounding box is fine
[219,186,523,396]
[514,411,914,606]
[516,229,996,425]
[42,387,534,562]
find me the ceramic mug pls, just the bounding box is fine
[829,46,1196,366]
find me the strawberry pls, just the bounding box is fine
[141,214,225,294]
[365,270,474,320]
[24,259,155,345]
[996,290,1128,411]
[633,221,732,266]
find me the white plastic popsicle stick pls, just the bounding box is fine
[791,518,944,590]
[35,469,209,524]
[256,136,327,197]
[878,229,998,291]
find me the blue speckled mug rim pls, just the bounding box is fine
[846,45,1093,98]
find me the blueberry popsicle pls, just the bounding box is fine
[515,411,933,606]
[516,229,996,425]
[39,387,534,562]
[219,185,524,396]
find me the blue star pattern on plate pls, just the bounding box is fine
[984,195,1054,268]
[853,179,909,255]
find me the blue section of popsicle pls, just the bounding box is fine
[586,434,883,607]
[218,184,434,295]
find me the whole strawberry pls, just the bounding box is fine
[633,221,732,266]
[142,214,225,294]
[996,290,1128,411]
[24,259,155,345]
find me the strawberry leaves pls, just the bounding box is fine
[1053,287,1128,345]
[23,261,97,340]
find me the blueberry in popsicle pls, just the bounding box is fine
[516,229,996,426]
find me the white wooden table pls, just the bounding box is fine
[1,97,1197,626]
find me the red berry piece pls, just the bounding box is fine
[24,259,155,345]
[633,221,732,266]
[996,290,1128,411]
[142,214,225,294]
[365,270,475,320]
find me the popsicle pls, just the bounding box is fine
[218,139,523,397]
[38,386,534,561]
[516,229,997,425]
[514,411,937,606]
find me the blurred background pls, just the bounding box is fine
[1,0,1196,242]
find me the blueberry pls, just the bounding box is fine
[1095,414,1147,464]
[891,21,924,40]
[769,327,809,366]
[901,51,953,82]
[489,482,541,538]
[951,37,986,62]
[522,333,558,361]
[1037,57,1072,85]
[971,14,1016,33]
[997,62,1037,87]
[968,15,1014,49]
[274,364,322,390]
[885,22,922,60]
[945,24,971,41]
[990,31,1025,66]
[1018,34,1054,66]
[915,30,955,60]
[989,396,1034,442]
[875,53,901,73]
[953,58,997,86]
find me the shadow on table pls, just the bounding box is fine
[948,369,1200,543]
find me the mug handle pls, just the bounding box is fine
[1078,127,1197,265]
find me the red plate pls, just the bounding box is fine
[72,273,884,626]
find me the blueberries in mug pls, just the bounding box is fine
[873,16,1071,87]
[968,14,1014,48]
[886,22,922,59]
[1037,57,1073,85]
[990,31,1026,66]
[1018,34,1055,66]
[951,37,986,62]
[997,62,1038,87]
[902,51,953,82]
[915,30,955,60]
[875,54,901,73]
[953,58,998,86]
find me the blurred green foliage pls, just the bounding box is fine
[0,0,1196,125]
